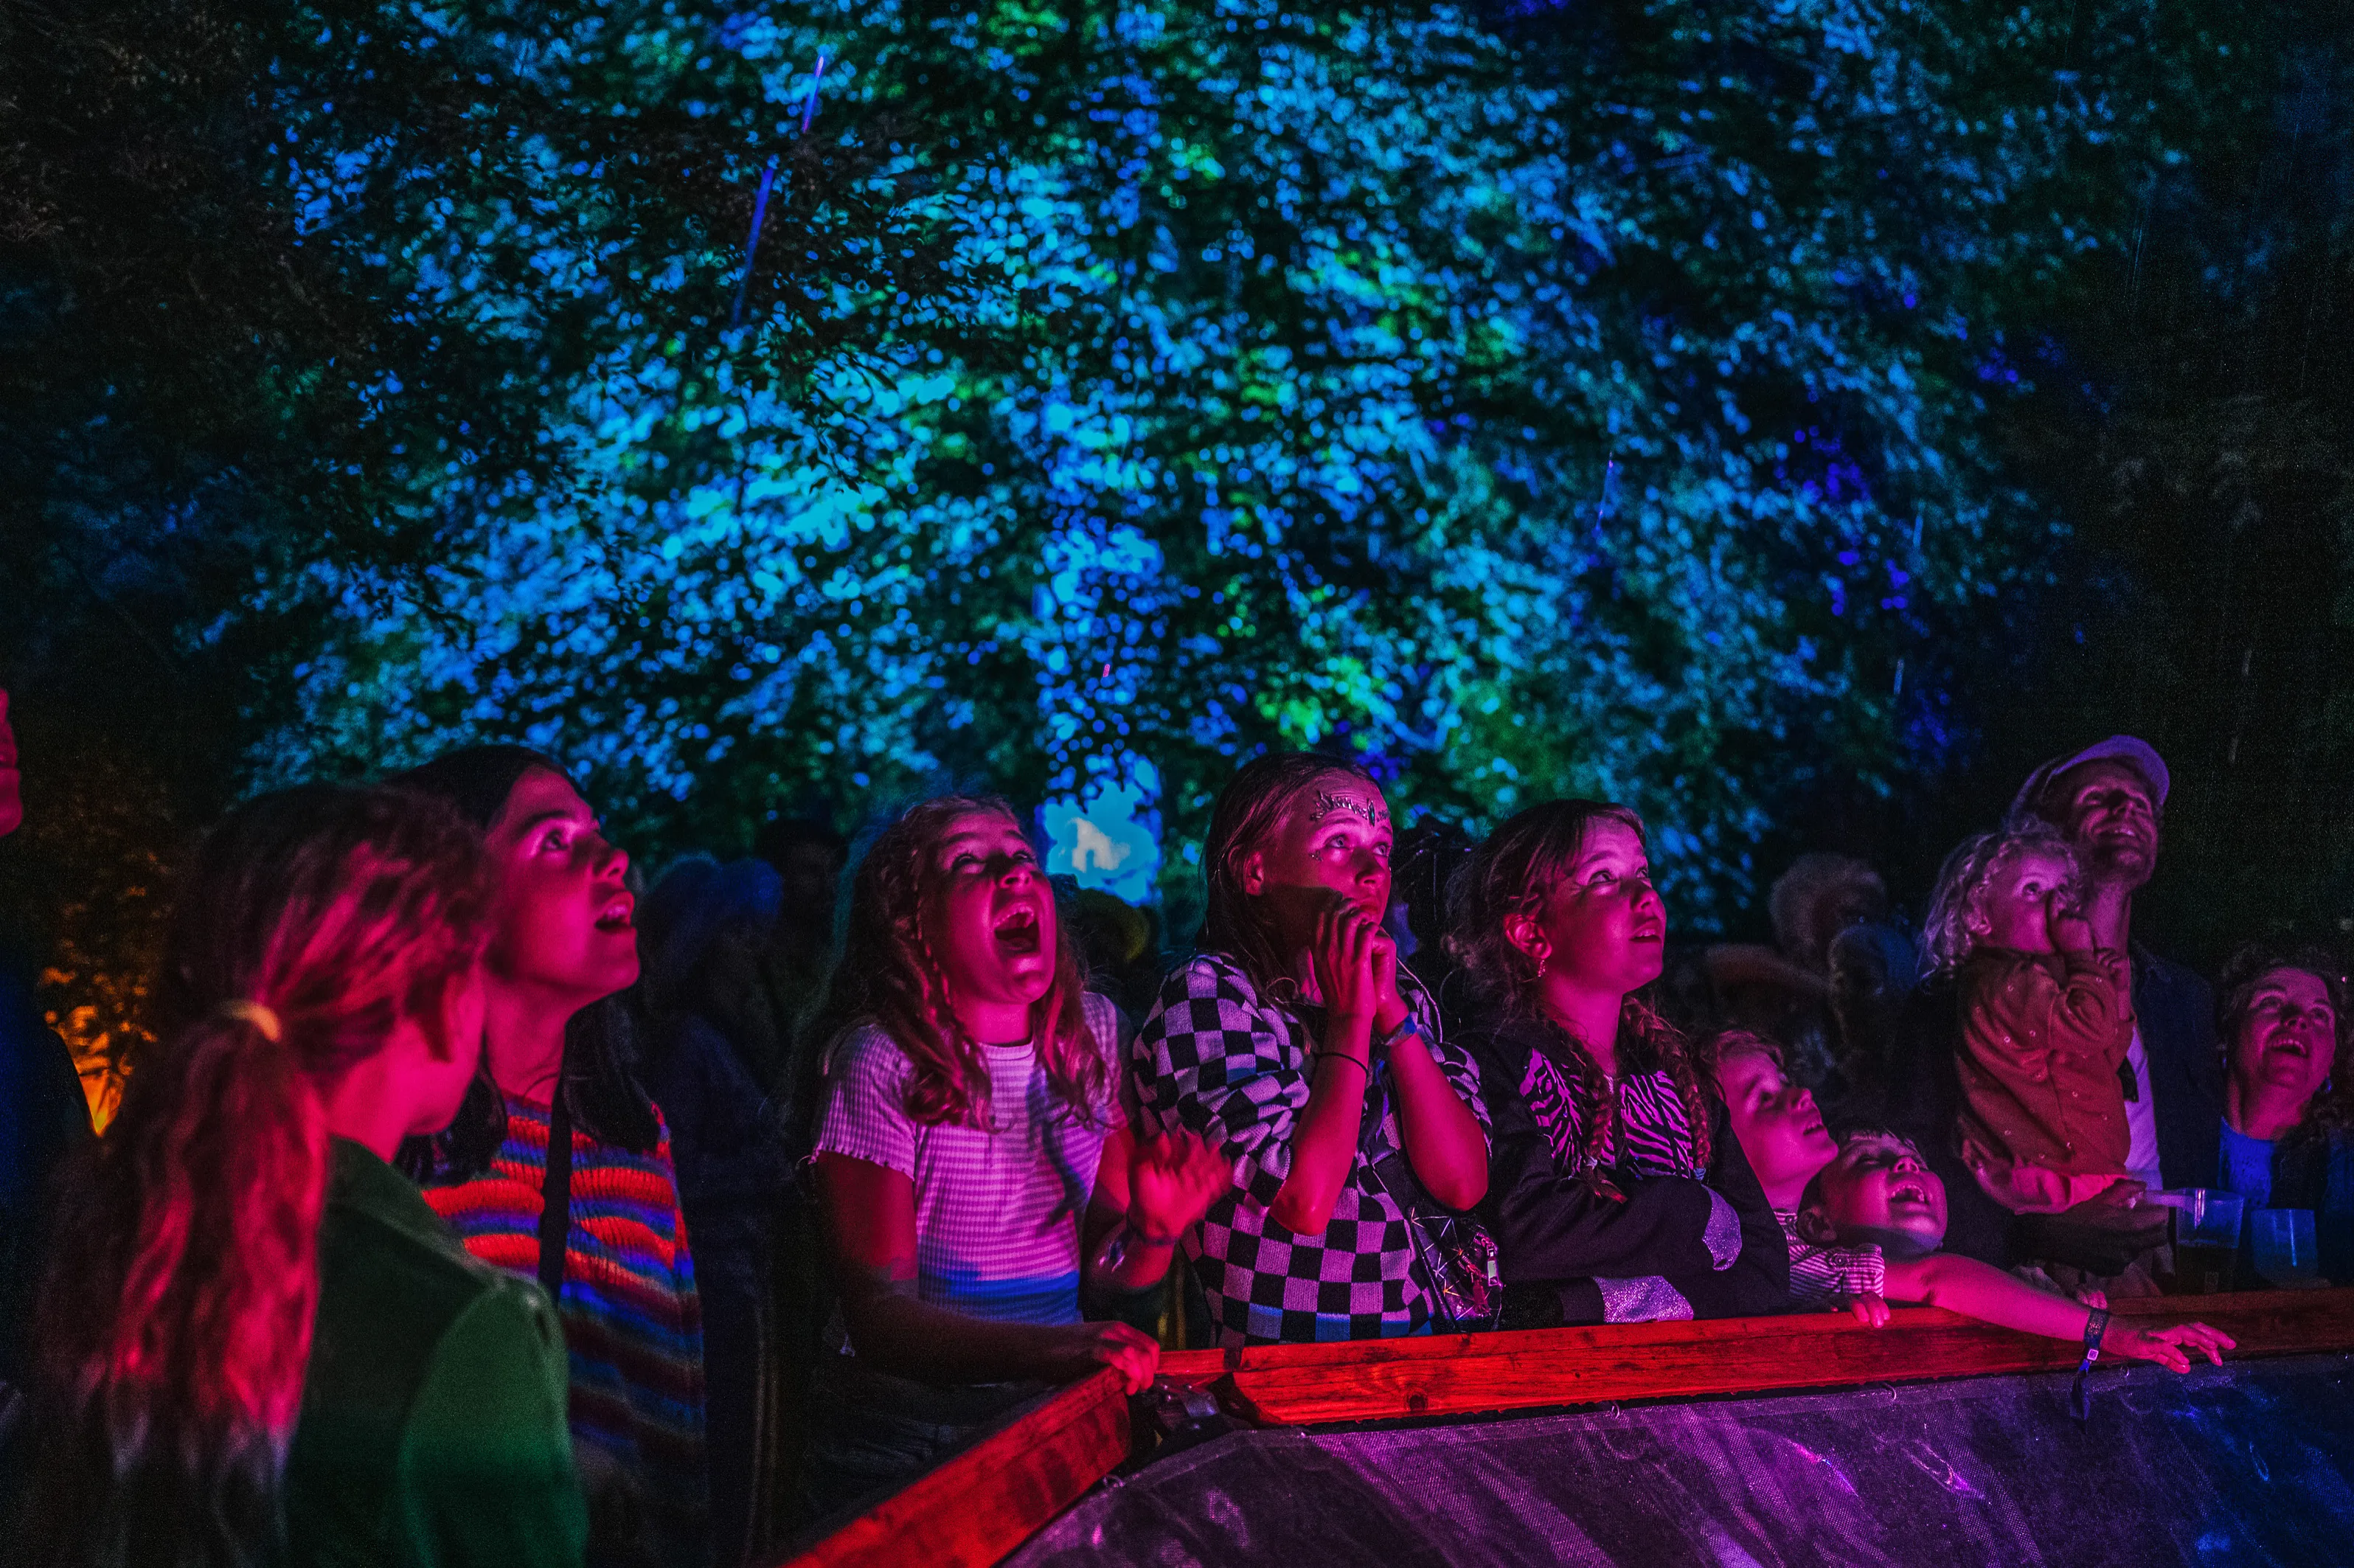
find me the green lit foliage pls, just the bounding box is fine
[3,0,2230,926]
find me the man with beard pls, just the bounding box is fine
[2007,738,2222,1201]
[1887,737,2221,1276]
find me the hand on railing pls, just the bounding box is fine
[1042,1321,1161,1394]
[2103,1319,2235,1373]
[1841,1293,1893,1328]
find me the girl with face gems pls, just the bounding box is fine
[1451,801,1788,1325]
[806,797,1226,1510]
[1134,754,1490,1347]
[396,747,704,1568]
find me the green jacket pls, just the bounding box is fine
[285,1139,588,1567]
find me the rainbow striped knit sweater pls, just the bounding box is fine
[424,1093,708,1567]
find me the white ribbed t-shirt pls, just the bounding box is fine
[815,992,1122,1327]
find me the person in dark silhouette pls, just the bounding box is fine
[0,685,94,1499]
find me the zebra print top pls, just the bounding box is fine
[1521,1052,1702,1182]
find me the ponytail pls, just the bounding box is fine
[23,785,490,1567]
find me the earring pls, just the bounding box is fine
[1535,952,1548,980]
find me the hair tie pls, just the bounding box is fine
[218,999,285,1044]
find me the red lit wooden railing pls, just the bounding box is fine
[777,1288,2354,1568]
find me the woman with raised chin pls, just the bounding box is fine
[397,745,706,1568]
[2213,945,2354,1265]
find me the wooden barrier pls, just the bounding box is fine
[778,1366,1131,1568]
[1156,1288,2354,1426]
[779,1288,2354,1567]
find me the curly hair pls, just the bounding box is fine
[27,785,491,1567]
[1451,799,1711,1200]
[2216,942,2353,1143]
[1920,819,2079,976]
[1200,751,1384,996]
[823,795,1101,1128]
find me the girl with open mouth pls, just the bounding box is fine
[807,795,1227,1511]
[397,746,705,1568]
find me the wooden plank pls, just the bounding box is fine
[778,1367,1131,1568]
[1173,1288,2354,1427]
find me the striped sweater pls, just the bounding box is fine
[424,1094,707,1567]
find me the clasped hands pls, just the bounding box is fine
[1308,889,1412,1042]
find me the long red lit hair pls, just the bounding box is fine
[23,784,491,1567]
[823,795,1101,1128]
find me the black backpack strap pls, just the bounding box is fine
[538,1084,574,1302]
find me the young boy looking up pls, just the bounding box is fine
[1799,1129,2234,1372]
[1711,1033,2233,1372]
[1709,1032,1888,1308]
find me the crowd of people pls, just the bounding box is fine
[1,687,2341,1566]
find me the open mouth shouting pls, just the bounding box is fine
[1887,1173,1937,1210]
[992,902,1045,958]
[594,892,636,934]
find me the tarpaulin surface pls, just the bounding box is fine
[1009,1353,2354,1567]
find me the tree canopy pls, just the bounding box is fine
[4,0,2350,1075]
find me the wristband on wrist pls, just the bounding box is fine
[1093,1218,1184,1275]
[2069,1306,2111,1422]
[1377,1015,1424,1053]
[1314,1050,1370,1080]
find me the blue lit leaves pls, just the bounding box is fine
[239,0,2118,923]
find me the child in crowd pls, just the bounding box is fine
[808,797,1227,1510]
[1450,802,1786,1325]
[1712,1032,2233,1370]
[397,746,704,1568]
[1923,824,2146,1226]
[22,786,583,1567]
[1136,754,1491,1345]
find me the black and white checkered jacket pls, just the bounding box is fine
[1134,952,1490,1347]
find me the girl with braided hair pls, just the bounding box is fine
[805,797,1226,1510]
[1451,800,1788,1325]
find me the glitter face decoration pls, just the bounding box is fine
[1313,790,1389,830]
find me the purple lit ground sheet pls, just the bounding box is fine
[1010,1354,2354,1567]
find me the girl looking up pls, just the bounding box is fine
[1136,754,1490,1345]
[1451,801,1786,1325]
[24,785,583,1567]
[399,746,704,1568]
[808,797,1226,1509]
[2212,945,2353,1249]
[1923,823,2145,1234]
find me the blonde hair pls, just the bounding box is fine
[827,795,1101,1128]
[1920,820,2079,976]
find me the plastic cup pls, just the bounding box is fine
[2253,1207,2322,1289]
[2170,1189,2246,1294]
